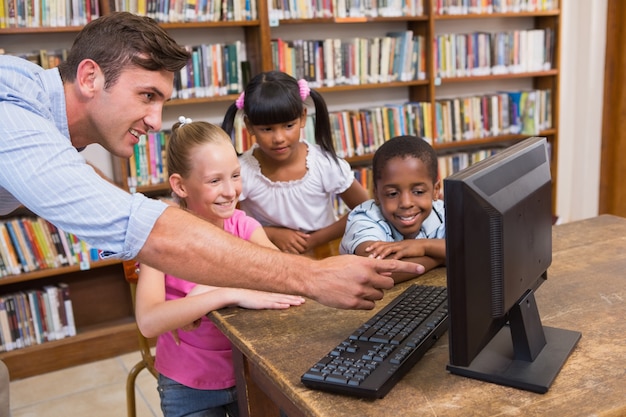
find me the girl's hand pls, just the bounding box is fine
[365,240,425,260]
[266,227,310,254]
[230,289,306,310]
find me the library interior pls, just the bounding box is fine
[1,0,625,416]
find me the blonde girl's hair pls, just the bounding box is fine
[166,120,233,209]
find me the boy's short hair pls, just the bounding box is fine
[372,135,438,184]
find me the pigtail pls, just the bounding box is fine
[309,89,337,160]
[221,103,239,136]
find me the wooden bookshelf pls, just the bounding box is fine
[108,2,561,217]
[0,247,137,379]
[0,0,562,377]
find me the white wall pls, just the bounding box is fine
[32,2,608,224]
[556,0,608,223]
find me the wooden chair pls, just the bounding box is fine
[122,260,158,417]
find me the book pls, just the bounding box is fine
[21,218,47,269]
[5,296,23,349]
[42,218,68,266]
[14,292,34,347]
[43,285,65,341]
[34,290,51,342]
[58,283,76,337]
[0,247,7,277]
[0,223,20,274]
[4,219,31,272]
[26,289,45,345]
[32,218,58,268]
[0,298,14,351]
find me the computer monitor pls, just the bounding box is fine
[443,136,581,394]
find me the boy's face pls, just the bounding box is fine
[374,156,440,239]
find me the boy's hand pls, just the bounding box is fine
[365,240,425,260]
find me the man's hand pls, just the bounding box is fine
[304,255,426,309]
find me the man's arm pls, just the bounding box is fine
[137,207,425,310]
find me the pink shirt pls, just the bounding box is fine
[154,209,261,389]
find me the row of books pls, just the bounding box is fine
[268,0,424,20]
[105,0,258,22]
[0,0,99,28]
[233,101,432,157]
[0,217,94,277]
[434,88,551,143]
[172,41,250,100]
[127,131,169,190]
[125,89,550,187]
[327,103,432,159]
[434,28,554,79]
[0,283,76,352]
[433,0,558,15]
[272,31,426,88]
[11,48,68,70]
[438,148,501,183]
[331,145,502,215]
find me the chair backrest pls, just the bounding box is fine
[122,260,158,378]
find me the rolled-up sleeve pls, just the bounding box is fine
[0,59,167,260]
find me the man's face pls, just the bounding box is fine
[90,66,174,158]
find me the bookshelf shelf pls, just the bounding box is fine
[432,129,557,152]
[433,10,560,20]
[160,20,262,29]
[275,16,430,25]
[0,258,121,286]
[436,70,559,84]
[0,320,139,380]
[0,26,84,35]
[166,93,241,107]
[316,80,430,93]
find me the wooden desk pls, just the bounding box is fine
[210,215,626,417]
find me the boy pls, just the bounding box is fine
[341,135,446,282]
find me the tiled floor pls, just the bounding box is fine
[9,349,161,417]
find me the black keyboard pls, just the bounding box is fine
[301,284,448,399]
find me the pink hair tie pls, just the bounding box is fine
[235,92,245,109]
[297,79,310,101]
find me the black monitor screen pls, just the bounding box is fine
[443,137,580,393]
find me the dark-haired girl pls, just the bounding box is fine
[222,71,369,255]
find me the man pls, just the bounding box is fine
[0,12,424,310]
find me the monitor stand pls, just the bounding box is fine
[447,291,581,394]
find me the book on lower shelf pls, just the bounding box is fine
[0,282,76,353]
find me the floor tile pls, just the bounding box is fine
[9,350,161,417]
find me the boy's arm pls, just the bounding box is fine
[366,239,446,261]
[353,240,445,283]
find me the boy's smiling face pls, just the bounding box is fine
[374,156,440,239]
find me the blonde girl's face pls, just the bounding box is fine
[177,141,242,226]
